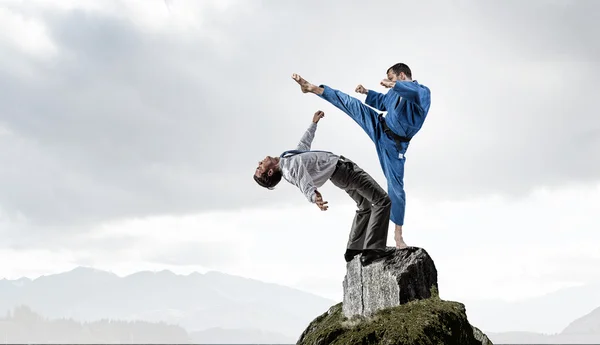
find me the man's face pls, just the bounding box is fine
[255,155,277,177]
[386,70,405,82]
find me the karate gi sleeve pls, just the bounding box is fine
[296,122,317,151]
[392,81,422,104]
[365,90,387,111]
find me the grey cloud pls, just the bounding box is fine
[469,1,600,62]
[147,241,241,267]
[0,4,268,228]
[392,1,600,201]
[0,0,599,242]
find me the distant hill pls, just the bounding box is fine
[463,282,600,334]
[562,305,600,335]
[0,266,336,340]
[0,305,191,344]
[487,305,600,344]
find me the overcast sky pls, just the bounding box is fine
[1,0,599,334]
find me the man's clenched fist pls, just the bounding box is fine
[355,84,367,94]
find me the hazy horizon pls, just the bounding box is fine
[2,265,600,343]
[1,0,599,341]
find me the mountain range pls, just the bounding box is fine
[0,266,335,342]
[462,281,600,335]
[486,305,600,344]
[462,282,600,344]
[2,267,600,344]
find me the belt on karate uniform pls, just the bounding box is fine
[378,114,411,158]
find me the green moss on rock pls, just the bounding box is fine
[296,295,492,345]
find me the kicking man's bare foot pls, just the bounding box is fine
[395,225,408,249]
[292,73,324,95]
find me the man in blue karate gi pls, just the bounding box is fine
[291,63,431,249]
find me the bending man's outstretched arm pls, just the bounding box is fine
[296,110,325,151]
[295,164,328,210]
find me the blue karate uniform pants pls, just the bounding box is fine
[318,85,407,226]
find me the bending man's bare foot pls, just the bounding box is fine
[292,73,324,95]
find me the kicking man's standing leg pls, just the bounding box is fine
[381,147,408,249]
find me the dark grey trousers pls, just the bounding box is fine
[329,156,391,250]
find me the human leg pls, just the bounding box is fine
[382,148,408,248]
[395,224,408,249]
[342,188,371,262]
[345,188,372,250]
[292,74,382,143]
[329,157,391,250]
[330,158,371,262]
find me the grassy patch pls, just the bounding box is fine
[296,292,487,345]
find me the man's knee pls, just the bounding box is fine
[373,193,391,209]
[356,198,372,213]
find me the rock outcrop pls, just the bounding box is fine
[343,246,438,318]
[296,246,493,345]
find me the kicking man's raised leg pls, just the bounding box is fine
[292,73,381,144]
[292,73,324,95]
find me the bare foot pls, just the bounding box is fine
[292,73,323,95]
[394,225,408,249]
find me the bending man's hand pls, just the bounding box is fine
[314,190,329,211]
[312,110,325,123]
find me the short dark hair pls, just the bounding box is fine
[387,63,412,79]
[253,170,282,190]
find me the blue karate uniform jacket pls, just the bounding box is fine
[365,80,431,149]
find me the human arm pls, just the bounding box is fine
[296,164,317,203]
[295,163,328,210]
[314,190,328,211]
[364,89,387,111]
[357,83,387,111]
[380,80,422,104]
[296,110,325,150]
